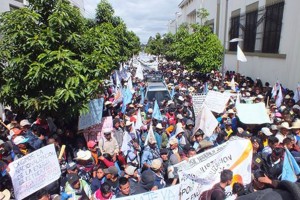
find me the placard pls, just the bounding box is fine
[236,102,271,124]
[192,94,206,116]
[8,144,61,200]
[204,91,231,113]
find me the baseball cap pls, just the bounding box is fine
[151,159,162,170]
[87,140,96,148]
[13,136,29,145]
[20,119,31,127]
[124,165,137,176]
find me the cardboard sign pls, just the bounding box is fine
[204,91,231,113]
[9,144,61,200]
[78,98,104,130]
[192,94,206,116]
[236,102,271,124]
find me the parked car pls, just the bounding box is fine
[145,82,171,103]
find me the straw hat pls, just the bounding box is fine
[156,123,163,129]
[279,122,291,130]
[291,120,300,129]
[261,127,272,136]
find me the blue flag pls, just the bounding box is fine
[121,87,133,113]
[170,86,175,99]
[140,87,145,104]
[152,100,163,121]
[282,148,300,182]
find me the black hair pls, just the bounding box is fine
[35,188,49,199]
[268,136,279,145]
[119,177,129,186]
[220,169,233,183]
[100,182,112,194]
[232,182,246,196]
[272,147,284,157]
[102,153,112,161]
[283,137,292,146]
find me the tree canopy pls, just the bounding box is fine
[0,0,140,121]
[145,22,223,73]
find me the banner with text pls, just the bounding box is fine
[178,137,253,200]
[8,144,61,200]
[204,91,231,113]
[78,98,104,130]
[118,184,180,200]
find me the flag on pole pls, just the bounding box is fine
[170,86,175,99]
[144,123,156,146]
[271,81,280,98]
[236,92,241,106]
[135,63,144,80]
[121,88,133,113]
[230,76,236,92]
[282,148,300,182]
[293,83,300,103]
[127,77,135,94]
[115,70,121,88]
[237,44,247,62]
[153,100,163,121]
[276,86,283,108]
[121,131,132,156]
[135,109,143,130]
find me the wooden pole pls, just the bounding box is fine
[58,145,66,160]
[0,120,9,131]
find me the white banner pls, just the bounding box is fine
[192,94,206,116]
[178,137,252,200]
[9,144,61,200]
[204,91,231,113]
[236,102,271,124]
[117,184,180,200]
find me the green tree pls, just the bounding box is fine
[0,0,120,120]
[145,33,164,57]
[95,0,114,25]
[176,24,223,73]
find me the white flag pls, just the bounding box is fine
[193,105,218,137]
[144,123,156,146]
[127,77,135,94]
[276,86,283,108]
[121,131,132,156]
[135,63,144,80]
[237,44,247,62]
[135,109,143,130]
[293,83,300,103]
[230,76,236,92]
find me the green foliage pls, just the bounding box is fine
[0,0,140,121]
[197,8,209,25]
[147,22,223,73]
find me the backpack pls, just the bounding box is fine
[199,185,223,200]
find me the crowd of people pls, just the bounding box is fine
[1,60,300,200]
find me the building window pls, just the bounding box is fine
[262,2,285,53]
[229,15,240,51]
[244,10,258,52]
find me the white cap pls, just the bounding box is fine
[20,119,31,127]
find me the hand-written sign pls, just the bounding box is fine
[78,98,104,130]
[117,184,180,200]
[204,91,231,113]
[192,94,206,116]
[8,144,61,200]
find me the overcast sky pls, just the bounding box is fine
[84,0,182,44]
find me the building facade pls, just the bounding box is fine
[0,0,85,15]
[169,0,300,89]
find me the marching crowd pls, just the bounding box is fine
[1,61,300,200]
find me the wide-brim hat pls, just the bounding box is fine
[125,165,137,176]
[199,140,214,150]
[279,122,291,130]
[291,120,300,129]
[125,121,133,126]
[151,159,162,170]
[75,150,92,160]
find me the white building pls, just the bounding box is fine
[0,0,85,15]
[169,0,300,89]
